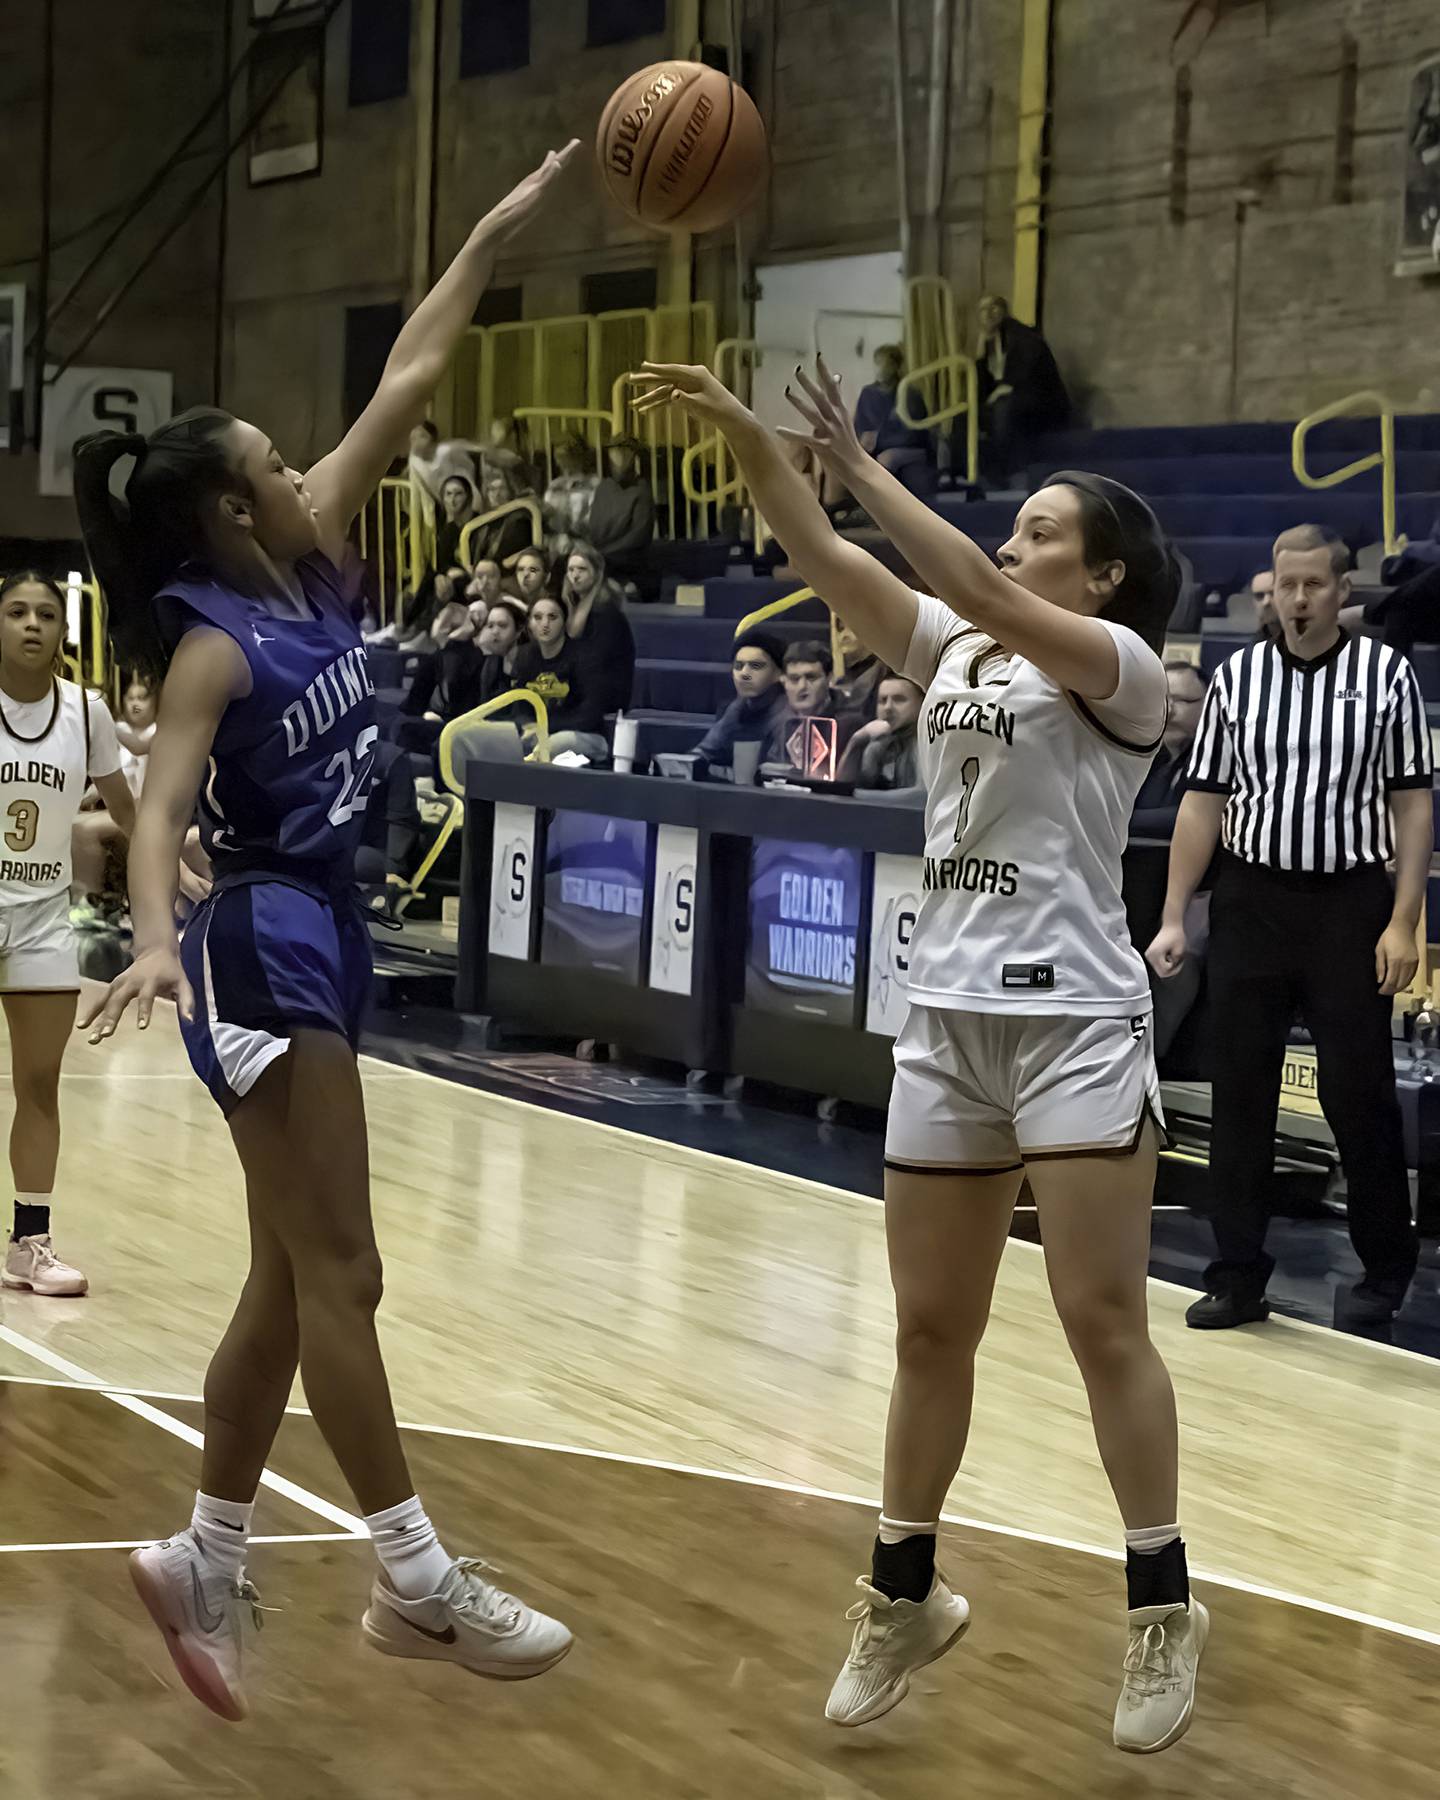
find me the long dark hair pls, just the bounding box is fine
[1043,470,1182,654]
[72,407,243,675]
[0,570,67,672]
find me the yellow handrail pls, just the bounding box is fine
[439,688,551,795]
[734,586,845,681]
[456,495,543,571]
[896,352,979,484]
[387,791,464,920]
[1292,390,1400,558]
[359,475,431,627]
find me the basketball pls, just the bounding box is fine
[596,61,768,234]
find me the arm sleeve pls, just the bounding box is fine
[1185,668,1235,792]
[1082,622,1168,747]
[900,590,963,690]
[85,693,123,779]
[1383,656,1434,791]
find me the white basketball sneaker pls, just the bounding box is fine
[3,1234,88,1296]
[361,1558,573,1679]
[825,1573,971,1726]
[1113,1598,1209,1753]
[129,1529,263,1723]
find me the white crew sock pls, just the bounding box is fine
[365,1494,455,1599]
[1124,1522,1181,1555]
[877,1514,939,1544]
[190,1491,254,1585]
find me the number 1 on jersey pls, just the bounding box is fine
[953,756,982,849]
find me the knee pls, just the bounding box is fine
[1054,1289,1148,1373]
[297,1243,385,1318]
[11,1068,60,1120]
[894,1304,985,1374]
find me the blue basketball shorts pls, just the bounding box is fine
[178,877,372,1114]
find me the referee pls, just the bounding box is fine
[1149,524,1434,1330]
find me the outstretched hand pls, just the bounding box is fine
[777,355,870,484]
[78,944,194,1044]
[481,141,581,243]
[630,362,754,433]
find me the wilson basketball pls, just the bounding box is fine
[596,61,768,234]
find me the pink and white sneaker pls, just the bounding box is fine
[3,1234,88,1296]
[129,1529,263,1723]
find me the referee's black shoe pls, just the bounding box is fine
[1339,1283,1406,1328]
[1185,1290,1270,1330]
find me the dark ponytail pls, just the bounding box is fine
[72,406,243,675]
[0,569,65,606]
[1043,469,1182,655]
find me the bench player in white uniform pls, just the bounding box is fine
[0,571,133,1296]
[637,359,1204,1754]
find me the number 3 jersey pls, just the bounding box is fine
[156,553,376,881]
[0,680,122,905]
[902,591,1167,1016]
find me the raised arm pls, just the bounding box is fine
[305,142,579,558]
[81,628,248,1039]
[780,358,1123,700]
[633,363,920,672]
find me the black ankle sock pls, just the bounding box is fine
[870,1532,936,1604]
[13,1202,49,1242]
[1125,1537,1189,1611]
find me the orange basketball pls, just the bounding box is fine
[596,61,768,234]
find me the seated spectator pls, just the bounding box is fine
[510,545,550,606]
[448,560,506,643]
[833,617,883,718]
[854,345,930,479]
[693,630,789,778]
[564,542,636,719]
[973,293,1070,485]
[407,421,476,510]
[511,594,610,762]
[467,462,536,571]
[423,565,477,649]
[587,435,656,593]
[115,674,158,797]
[838,673,923,790]
[763,639,863,768]
[1131,661,1207,839]
[543,434,599,558]
[399,598,528,760]
[1371,513,1440,651]
[434,474,477,572]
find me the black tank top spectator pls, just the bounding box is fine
[564,543,636,717]
[512,594,610,760]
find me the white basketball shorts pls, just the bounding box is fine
[885,1005,1165,1174]
[0,892,80,993]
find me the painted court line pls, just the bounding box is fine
[0,1534,358,1555]
[367,1055,1440,1374]
[0,1324,365,1537]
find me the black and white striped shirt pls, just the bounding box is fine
[1186,631,1432,872]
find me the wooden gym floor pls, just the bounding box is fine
[0,994,1437,1798]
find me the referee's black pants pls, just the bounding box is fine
[1204,853,1419,1301]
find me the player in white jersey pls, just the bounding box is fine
[0,572,133,1296]
[638,359,1204,1754]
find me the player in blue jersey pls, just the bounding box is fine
[72,142,580,1724]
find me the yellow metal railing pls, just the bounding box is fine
[456,495,543,571]
[359,475,432,626]
[734,586,846,681]
[896,352,979,484]
[1292,391,1401,557]
[905,276,963,388]
[387,790,464,921]
[439,688,552,794]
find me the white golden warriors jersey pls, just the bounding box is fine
[902,592,1167,1016]
[0,681,121,905]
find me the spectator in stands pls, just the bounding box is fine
[511,546,550,605]
[543,433,599,557]
[512,594,609,761]
[834,617,883,717]
[424,565,477,649]
[451,560,505,640]
[1371,515,1440,653]
[115,674,158,797]
[1131,661,1207,839]
[357,738,423,917]
[435,474,477,572]
[838,673,923,790]
[400,597,528,757]
[1243,567,1278,638]
[764,639,863,766]
[564,542,636,722]
[468,461,535,571]
[854,345,930,479]
[692,629,789,779]
[407,421,476,508]
[973,294,1070,485]
[587,435,656,594]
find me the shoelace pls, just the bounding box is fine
[233,1578,280,1634]
[451,1559,522,1632]
[1122,1620,1176,1696]
[842,1582,896,1668]
[27,1239,64,1272]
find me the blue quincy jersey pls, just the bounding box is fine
[156,554,377,879]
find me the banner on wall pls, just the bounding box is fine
[1399,56,1440,275]
[39,366,173,496]
[540,810,648,982]
[865,854,923,1038]
[649,824,697,997]
[745,838,862,1026]
[488,802,537,960]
